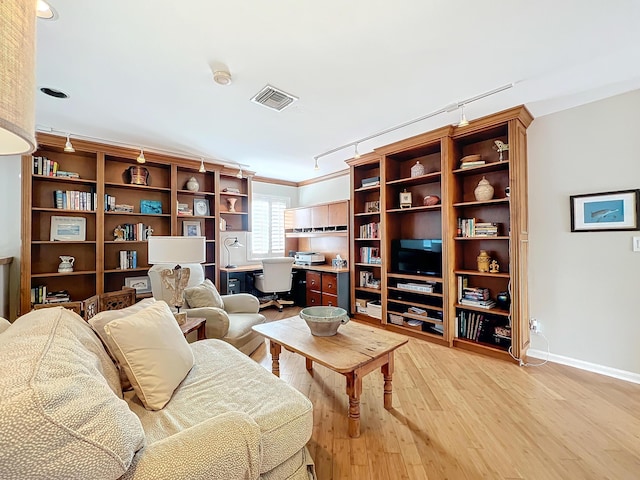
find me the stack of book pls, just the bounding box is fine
[44,290,71,304]
[361,176,380,188]
[457,218,499,237]
[459,154,486,169]
[459,286,496,309]
[177,203,193,216]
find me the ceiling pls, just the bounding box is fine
[35,1,640,182]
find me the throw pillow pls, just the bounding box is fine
[184,278,224,309]
[104,301,194,410]
[88,297,157,391]
[0,317,11,334]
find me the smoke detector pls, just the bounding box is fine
[213,70,232,86]
[251,84,298,111]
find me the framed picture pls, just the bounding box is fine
[124,276,151,293]
[50,216,86,241]
[193,198,210,216]
[140,200,162,214]
[570,189,640,232]
[183,220,201,237]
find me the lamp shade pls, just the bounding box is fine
[148,236,206,265]
[0,0,36,155]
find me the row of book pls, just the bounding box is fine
[30,286,71,305]
[54,190,97,211]
[359,222,380,239]
[32,157,81,178]
[364,200,380,213]
[119,250,138,270]
[359,246,381,264]
[115,223,152,241]
[458,311,504,342]
[457,218,499,237]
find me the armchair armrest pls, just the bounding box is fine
[221,293,260,314]
[183,307,230,339]
[121,411,261,480]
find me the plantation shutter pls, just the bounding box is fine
[251,194,289,257]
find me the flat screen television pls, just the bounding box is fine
[391,239,443,276]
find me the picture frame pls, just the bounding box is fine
[183,220,201,237]
[570,189,640,232]
[140,199,163,214]
[193,198,210,216]
[50,216,87,241]
[124,276,152,293]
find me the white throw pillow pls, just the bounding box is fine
[104,301,194,410]
[184,278,224,309]
[0,317,11,334]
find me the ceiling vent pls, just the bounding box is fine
[251,85,298,112]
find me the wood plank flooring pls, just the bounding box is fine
[252,308,640,480]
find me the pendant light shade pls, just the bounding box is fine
[64,134,75,153]
[198,157,206,173]
[0,0,37,155]
[136,149,146,164]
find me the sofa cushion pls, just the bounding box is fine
[0,316,10,334]
[0,307,145,479]
[126,339,313,473]
[104,301,194,411]
[184,278,224,309]
[89,297,157,391]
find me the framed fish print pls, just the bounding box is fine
[570,189,640,232]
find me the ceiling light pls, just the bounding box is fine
[354,144,361,159]
[213,70,232,86]
[136,149,146,164]
[236,167,243,179]
[0,0,37,155]
[313,157,319,171]
[458,104,469,127]
[63,134,75,153]
[36,0,57,20]
[199,157,206,173]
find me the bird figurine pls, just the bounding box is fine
[494,140,509,161]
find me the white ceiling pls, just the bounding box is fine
[35,1,640,182]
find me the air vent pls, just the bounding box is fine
[251,85,298,112]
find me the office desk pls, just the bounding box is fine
[220,263,350,311]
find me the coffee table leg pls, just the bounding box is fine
[382,353,394,410]
[305,358,313,371]
[346,371,362,437]
[269,341,281,377]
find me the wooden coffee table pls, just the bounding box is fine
[253,316,408,437]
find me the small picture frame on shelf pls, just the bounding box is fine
[570,189,640,232]
[183,220,201,237]
[50,216,86,241]
[193,198,210,216]
[124,276,151,294]
[140,200,162,214]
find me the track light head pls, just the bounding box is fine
[458,104,469,127]
[63,134,75,153]
[354,144,361,159]
[136,149,146,164]
[313,157,319,171]
[236,167,243,179]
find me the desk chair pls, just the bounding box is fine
[254,257,295,311]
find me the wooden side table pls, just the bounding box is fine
[180,317,206,340]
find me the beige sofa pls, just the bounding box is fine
[0,307,315,479]
[148,263,266,355]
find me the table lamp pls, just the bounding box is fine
[148,236,206,312]
[224,237,243,268]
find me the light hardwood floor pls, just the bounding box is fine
[252,307,640,480]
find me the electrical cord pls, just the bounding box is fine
[509,330,550,367]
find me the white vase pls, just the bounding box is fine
[227,197,238,213]
[474,176,494,202]
[186,177,199,192]
[58,256,75,273]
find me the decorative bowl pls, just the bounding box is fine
[299,306,349,336]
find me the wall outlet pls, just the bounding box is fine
[529,317,540,333]
[633,237,640,252]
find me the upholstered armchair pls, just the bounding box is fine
[148,264,266,355]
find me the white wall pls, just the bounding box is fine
[0,155,23,320]
[528,89,640,376]
[252,180,299,207]
[298,174,350,206]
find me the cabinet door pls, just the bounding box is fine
[307,290,322,306]
[321,273,338,295]
[293,208,311,229]
[311,205,328,228]
[307,271,321,291]
[322,293,338,307]
[328,201,348,226]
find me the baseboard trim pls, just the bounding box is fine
[527,349,640,385]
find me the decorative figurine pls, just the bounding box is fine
[58,255,75,273]
[114,225,125,241]
[489,259,500,273]
[477,250,491,272]
[410,161,425,178]
[144,226,154,240]
[423,195,440,206]
[127,165,150,186]
[400,189,412,209]
[494,140,509,161]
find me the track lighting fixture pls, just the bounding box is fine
[63,134,75,153]
[314,157,319,171]
[236,166,243,179]
[354,144,361,159]
[136,149,146,164]
[199,157,206,173]
[458,104,469,127]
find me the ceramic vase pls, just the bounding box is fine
[186,176,200,192]
[58,256,75,273]
[474,176,494,201]
[477,250,490,272]
[227,197,238,213]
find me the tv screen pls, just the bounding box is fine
[392,239,442,276]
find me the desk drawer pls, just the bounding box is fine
[321,273,337,295]
[307,290,321,306]
[307,271,321,291]
[322,293,338,307]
